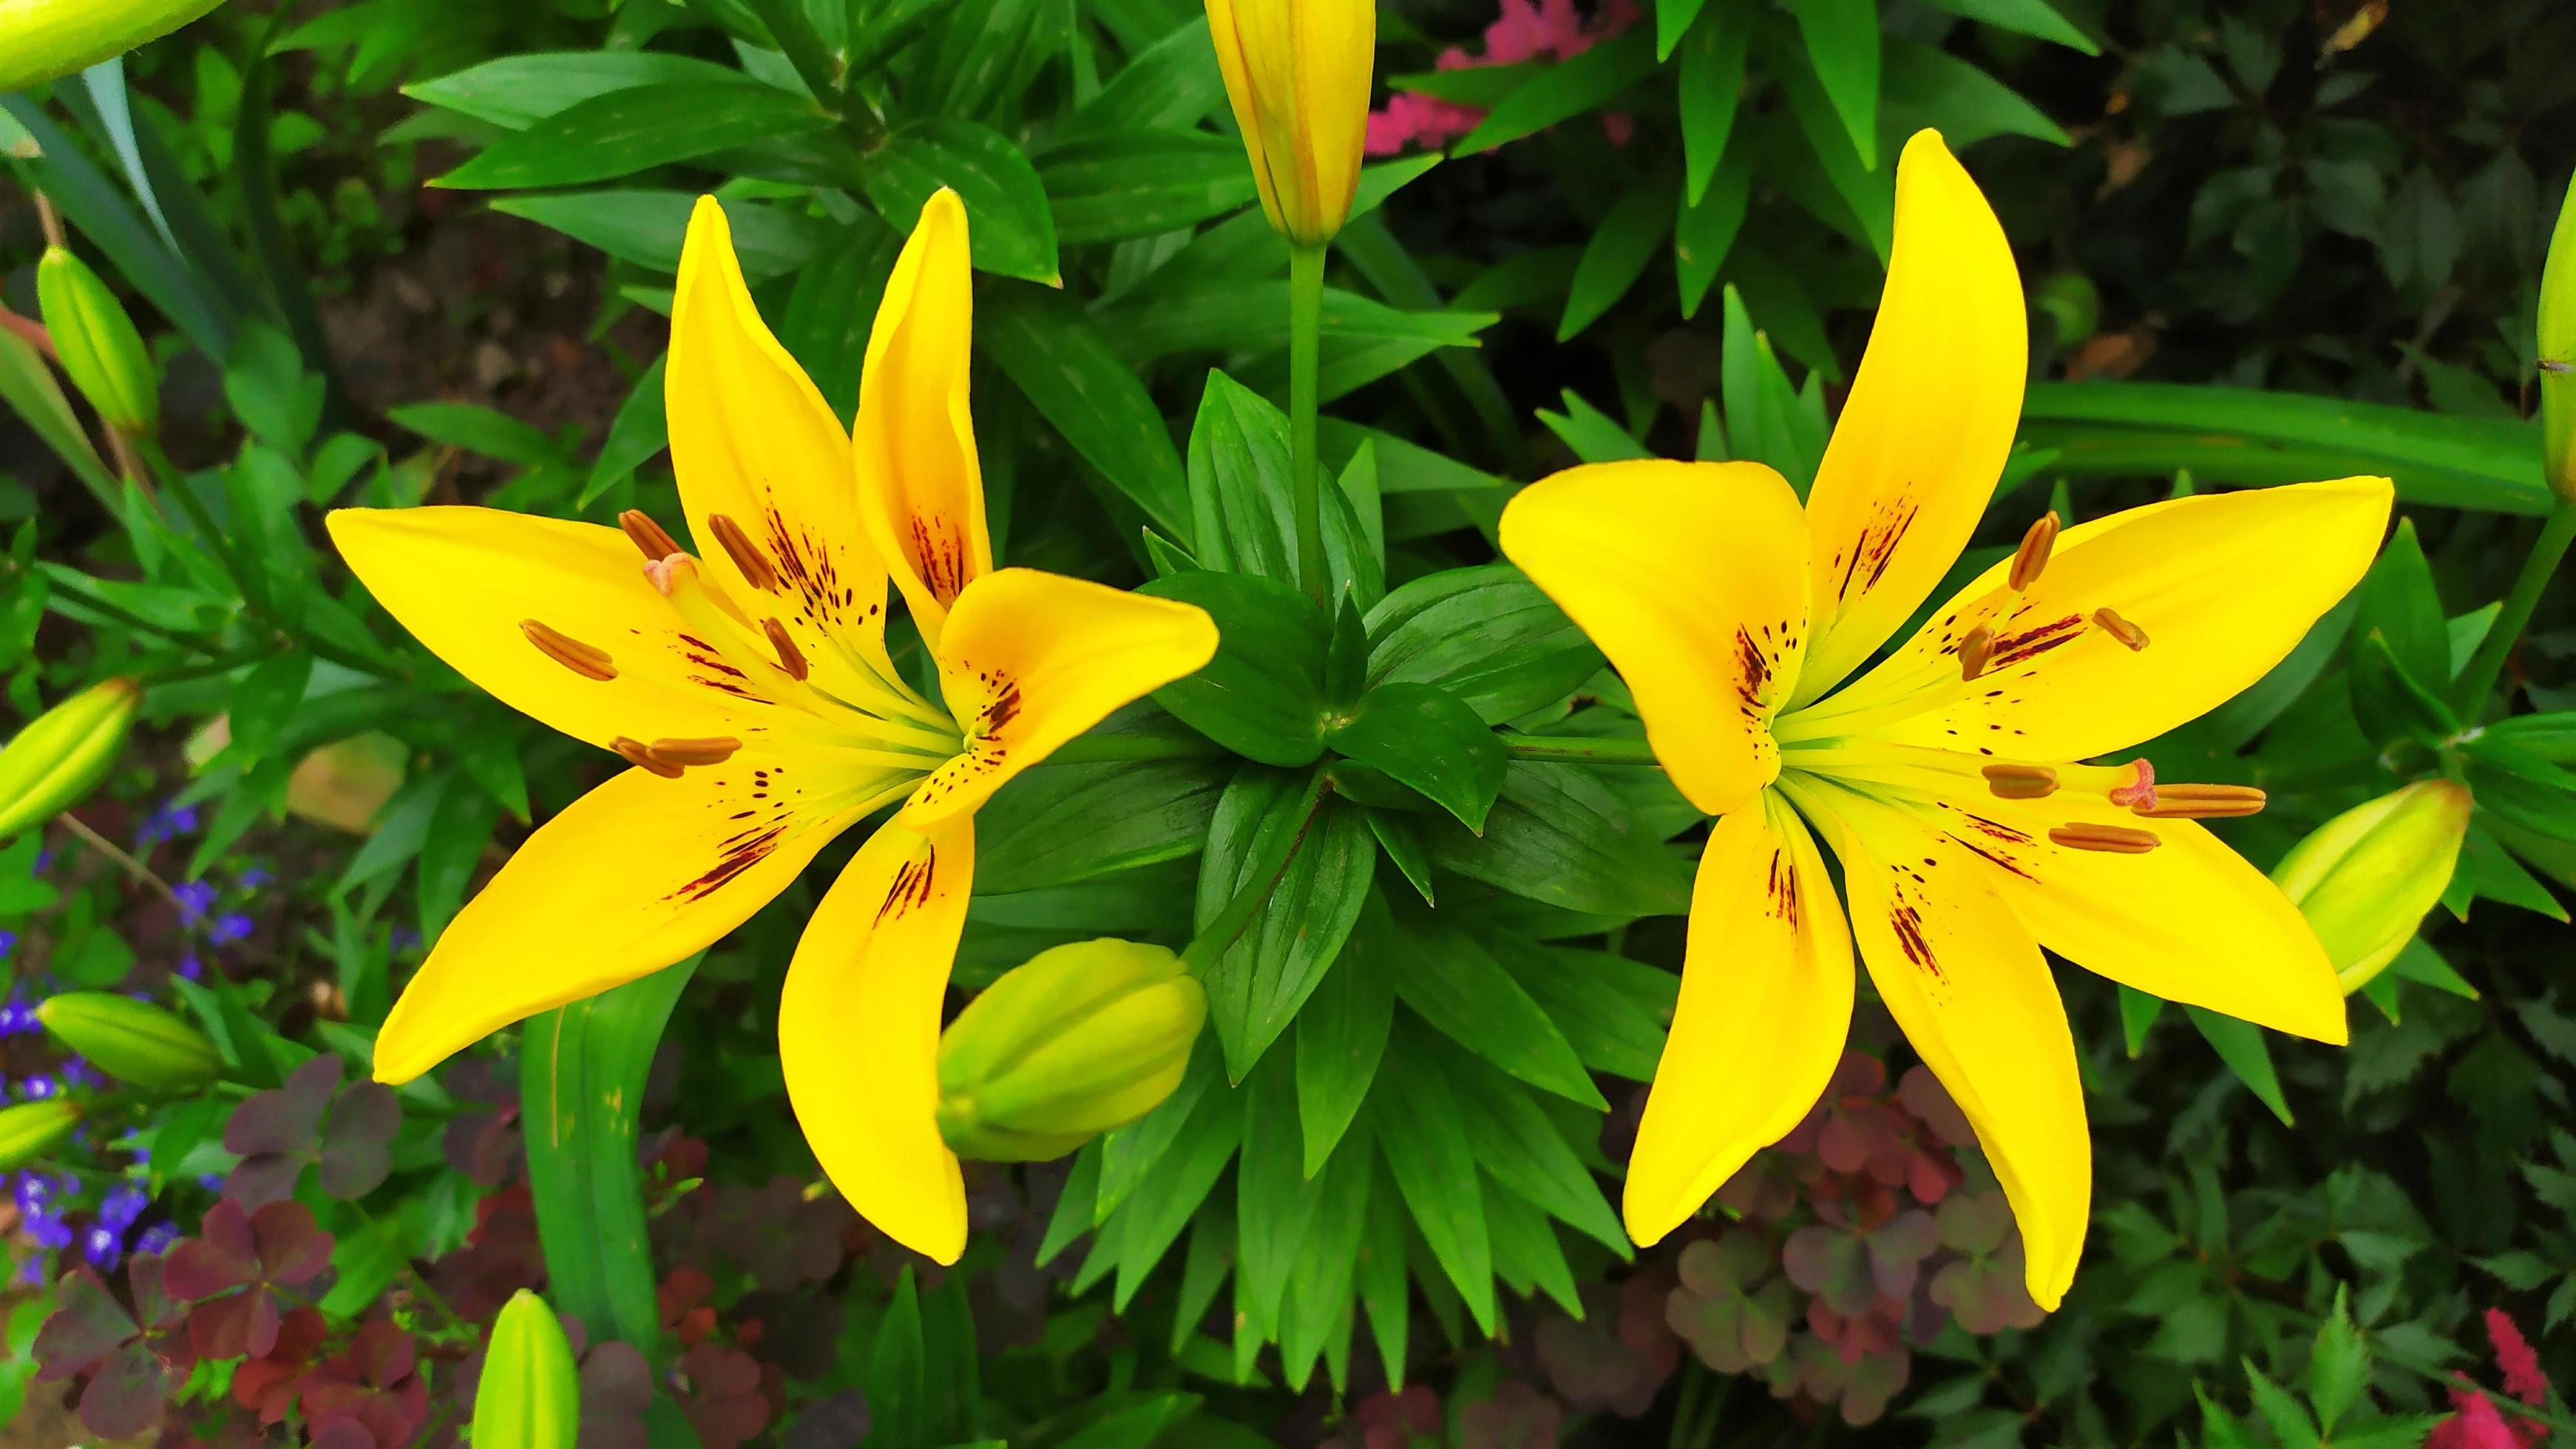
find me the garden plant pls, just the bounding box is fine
[0,0,2572,1445]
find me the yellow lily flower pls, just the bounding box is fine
[1498,131,2392,1311]
[327,189,1218,1264]
[1204,0,1376,245]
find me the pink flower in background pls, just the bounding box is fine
[1365,0,1643,156]
[2489,1309,2551,1407]
[2427,1310,2551,1449]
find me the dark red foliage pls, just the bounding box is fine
[433,1183,545,1322]
[676,1341,772,1449]
[31,1255,195,1439]
[299,1318,431,1449]
[1458,1379,1564,1449]
[229,1306,328,1424]
[163,1198,333,1360]
[223,1055,401,1207]
[1347,1385,1443,1449]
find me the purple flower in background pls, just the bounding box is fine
[61,1059,101,1090]
[0,995,36,1036]
[172,880,217,921]
[80,1222,121,1269]
[0,930,16,960]
[98,1183,149,1233]
[177,954,204,982]
[237,863,273,890]
[211,913,255,946]
[135,801,198,849]
[18,1074,59,1101]
[30,849,51,874]
[135,1222,177,1256]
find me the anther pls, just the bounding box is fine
[2048,823,2160,854]
[612,736,685,779]
[762,618,810,681]
[1981,763,2058,800]
[2092,607,2149,651]
[520,620,615,681]
[619,509,680,560]
[1959,625,1996,681]
[2009,511,2061,591]
[648,736,742,767]
[2133,784,2265,819]
[708,513,779,593]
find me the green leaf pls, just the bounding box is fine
[1278,1133,1371,1390]
[1136,571,1329,767]
[1772,24,1894,262]
[983,283,1191,541]
[405,51,768,129]
[1484,937,1675,1082]
[1062,16,1224,137]
[1386,912,1604,1109]
[2241,1359,2322,1448]
[1536,389,1652,464]
[0,330,117,504]
[1454,29,1655,156]
[522,957,698,1362]
[1428,763,1691,918]
[1236,1056,1327,1343]
[1197,769,1376,1079]
[1111,1073,1244,1307]
[976,745,1228,894]
[864,118,1061,283]
[1364,566,1601,725]
[1484,1178,1582,1313]
[1881,41,2070,149]
[1179,371,1381,607]
[2350,630,2458,751]
[1790,0,1879,169]
[1327,683,1506,832]
[1294,926,1394,1176]
[1358,1162,1411,1386]
[2309,1285,2369,1433]
[1923,0,2098,53]
[1676,146,1752,318]
[1372,1026,1497,1334]
[1677,0,1754,203]
[386,401,570,469]
[1430,1038,1624,1255]
[1559,180,1673,342]
[868,1268,927,1449]
[1366,809,1437,906]
[2356,519,2448,691]
[493,191,824,281]
[1095,1045,1219,1224]
[434,81,829,189]
[2186,1005,2293,1126]
[2118,983,2164,1056]
[1040,129,1258,245]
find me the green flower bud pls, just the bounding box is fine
[0,678,140,841]
[0,0,228,95]
[936,939,1207,1162]
[36,248,157,436]
[36,993,220,1092]
[2272,779,2473,992]
[472,1290,580,1449]
[0,1100,80,1170]
[2542,174,2576,503]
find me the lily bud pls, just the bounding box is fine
[936,939,1207,1162]
[0,0,228,94]
[1204,0,1376,246]
[0,678,140,841]
[472,1291,580,1449]
[36,993,221,1092]
[36,248,157,437]
[2271,780,2473,991]
[0,1100,79,1170]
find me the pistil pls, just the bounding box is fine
[520,620,616,681]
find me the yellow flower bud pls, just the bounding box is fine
[36,248,157,437]
[0,0,228,94]
[2271,779,2473,992]
[935,939,1207,1162]
[1204,0,1377,246]
[0,678,140,841]
[0,1100,79,1170]
[2543,176,2576,503]
[37,993,221,1092]
[472,1291,580,1449]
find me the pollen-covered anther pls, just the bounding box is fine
[762,618,810,682]
[1980,762,2058,800]
[2134,784,2266,819]
[611,736,685,779]
[519,620,615,681]
[2048,822,2160,854]
[708,512,780,593]
[618,509,681,560]
[2092,606,2149,651]
[647,736,742,768]
[2008,511,2061,591]
[1959,625,1996,680]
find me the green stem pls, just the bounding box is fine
[1179,769,1331,977]
[1040,731,1229,765]
[1287,241,1329,606]
[2450,500,2576,716]
[1502,733,1664,765]
[40,569,227,658]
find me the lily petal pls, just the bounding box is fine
[857,189,992,651]
[1499,460,1811,817]
[1795,478,2393,761]
[781,817,975,1263]
[1627,793,1854,1246]
[328,506,807,750]
[671,198,905,708]
[1793,131,2027,706]
[901,568,1220,827]
[374,760,864,1083]
[1784,776,2088,1311]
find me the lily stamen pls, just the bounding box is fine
[763,618,811,681]
[1981,762,2058,799]
[2009,511,2060,590]
[611,736,685,779]
[648,736,742,767]
[618,509,681,561]
[1959,625,1996,680]
[2092,607,2149,651]
[2048,822,2160,853]
[708,513,780,593]
[519,620,615,681]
